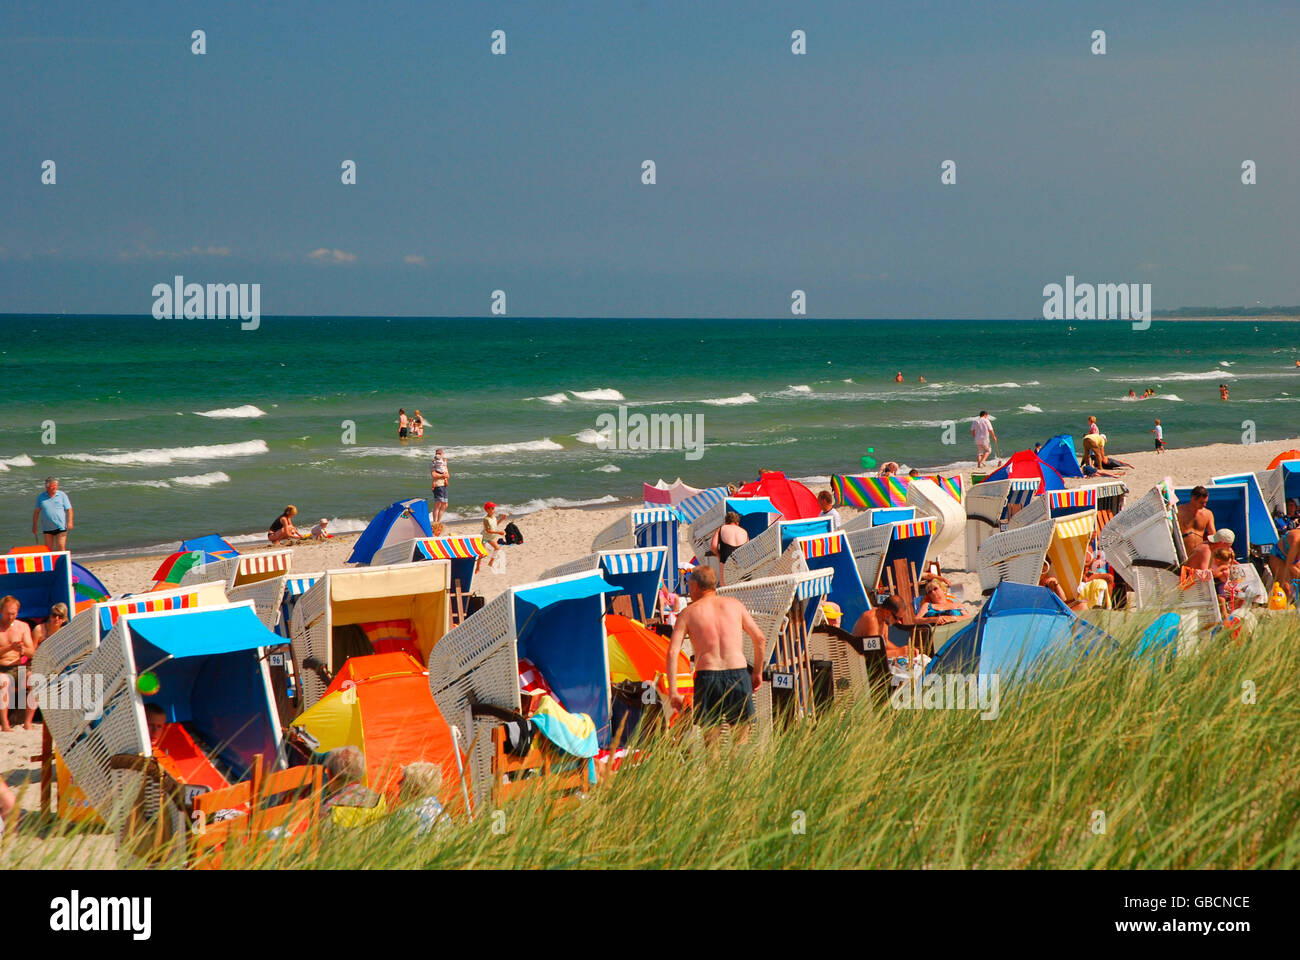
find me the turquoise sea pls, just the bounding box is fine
[2,315,1297,556]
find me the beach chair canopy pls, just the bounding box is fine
[723,518,834,584]
[373,536,490,595]
[292,652,462,801]
[275,575,319,639]
[1262,462,1300,515]
[717,570,834,665]
[982,451,1067,493]
[0,551,73,621]
[127,603,283,779]
[880,519,935,593]
[347,498,434,564]
[794,531,869,630]
[675,486,728,524]
[291,562,451,709]
[1212,473,1279,547]
[179,534,239,562]
[1174,484,1251,560]
[544,547,668,618]
[1266,450,1300,470]
[737,472,821,520]
[1037,434,1085,479]
[928,583,1116,681]
[593,506,681,572]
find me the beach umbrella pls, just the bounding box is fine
[604,613,693,705]
[291,652,462,801]
[151,550,208,586]
[1267,450,1300,470]
[737,472,822,520]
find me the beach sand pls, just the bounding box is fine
[3,435,1296,849]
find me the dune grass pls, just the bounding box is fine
[6,615,1298,869]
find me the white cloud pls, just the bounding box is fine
[114,245,231,261]
[403,254,425,265]
[308,248,357,263]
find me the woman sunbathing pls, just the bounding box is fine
[916,580,969,622]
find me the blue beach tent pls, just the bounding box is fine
[1038,434,1085,479]
[927,583,1116,681]
[347,498,434,564]
[179,534,240,563]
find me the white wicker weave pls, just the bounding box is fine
[842,522,895,592]
[427,590,521,811]
[964,480,1012,571]
[1005,495,1049,530]
[591,514,636,554]
[1099,487,1178,589]
[228,575,287,630]
[371,539,421,567]
[722,522,785,584]
[539,553,603,582]
[977,519,1055,594]
[688,499,730,562]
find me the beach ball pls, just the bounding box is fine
[137,672,161,696]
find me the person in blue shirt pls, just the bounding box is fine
[33,477,73,551]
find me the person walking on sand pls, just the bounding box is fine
[971,412,996,469]
[667,566,766,738]
[430,448,450,523]
[33,477,73,552]
[1152,419,1167,453]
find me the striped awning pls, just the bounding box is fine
[600,547,667,575]
[1049,488,1096,510]
[799,533,843,558]
[100,591,200,632]
[795,571,835,601]
[285,576,318,596]
[675,487,727,524]
[630,507,679,526]
[892,519,934,540]
[832,474,908,509]
[1,554,56,574]
[1006,481,1040,508]
[237,552,290,576]
[415,536,490,561]
[1054,515,1096,542]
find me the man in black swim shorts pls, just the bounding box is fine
[667,566,767,735]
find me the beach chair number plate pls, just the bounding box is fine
[771,670,795,691]
[862,637,882,651]
[269,654,284,666]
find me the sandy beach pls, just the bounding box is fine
[4,435,1297,842]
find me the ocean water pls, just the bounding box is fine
[2,315,1298,556]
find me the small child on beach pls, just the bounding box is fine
[1152,419,1166,453]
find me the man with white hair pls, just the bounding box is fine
[33,477,73,552]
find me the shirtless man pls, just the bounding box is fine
[0,597,35,732]
[667,567,765,729]
[1177,486,1215,570]
[851,595,904,639]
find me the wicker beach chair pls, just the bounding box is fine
[978,519,1056,595]
[906,476,966,560]
[964,480,1013,570]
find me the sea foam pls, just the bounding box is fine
[170,471,231,487]
[57,440,269,466]
[570,388,625,402]
[194,405,267,418]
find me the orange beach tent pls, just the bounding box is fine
[292,652,463,803]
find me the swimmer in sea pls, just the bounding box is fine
[894,371,904,383]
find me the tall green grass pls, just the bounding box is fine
[6,616,1298,869]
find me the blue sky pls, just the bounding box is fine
[3,0,1297,317]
